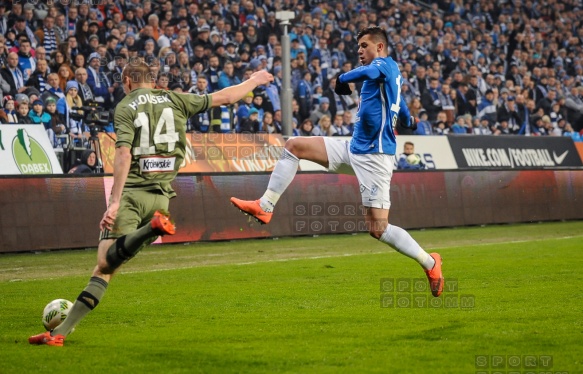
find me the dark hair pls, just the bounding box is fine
[356,26,389,50]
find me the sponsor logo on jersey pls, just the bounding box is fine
[128,94,172,110]
[12,129,53,174]
[139,156,176,172]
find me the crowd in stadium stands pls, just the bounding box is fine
[0,0,582,144]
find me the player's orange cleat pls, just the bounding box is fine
[424,253,444,297]
[28,331,65,346]
[151,210,176,235]
[230,198,273,225]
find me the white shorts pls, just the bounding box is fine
[323,137,394,209]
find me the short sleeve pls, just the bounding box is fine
[114,106,135,149]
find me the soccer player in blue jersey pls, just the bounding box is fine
[231,26,443,297]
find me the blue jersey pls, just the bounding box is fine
[338,57,410,155]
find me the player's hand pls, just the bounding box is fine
[100,201,120,231]
[335,77,352,95]
[409,116,418,131]
[250,70,274,86]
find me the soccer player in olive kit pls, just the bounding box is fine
[231,27,444,296]
[29,60,273,346]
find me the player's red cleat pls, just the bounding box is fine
[28,331,65,346]
[230,198,273,225]
[151,210,176,235]
[424,253,444,297]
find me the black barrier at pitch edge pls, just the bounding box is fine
[1,170,582,253]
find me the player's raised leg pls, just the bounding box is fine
[231,137,329,224]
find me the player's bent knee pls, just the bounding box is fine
[369,229,384,240]
[284,138,302,157]
[104,237,133,272]
[95,258,115,275]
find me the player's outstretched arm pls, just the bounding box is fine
[211,70,274,106]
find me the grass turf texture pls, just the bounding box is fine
[0,221,581,373]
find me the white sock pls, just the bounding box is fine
[259,149,299,212]
[379,224,435,270]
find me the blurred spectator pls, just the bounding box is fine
[341,111,354,135]
[235,90,253,133]
[57,63,74,92]
[40,72,64,103]
[0,95,17,123]
[28,98,50,127]
[497,96,522,134]
[450,116,469,134]
[43,96,68,148]
[564,86,583,132]
[473,118,493,135]
[477,89,497,127]
[309,96,331,126]
[563,123,582,142]
[17,37,35,83]
[86,52,112,109]
[68,149,101,174]
[48,50,66,73]
[240,107,260,133]
[318,115,336,136]
[35,15,58,57]
[16,100,33,124]
[456,83,476,117]
[250,94,265,123]
[397,141,425,170]
[217,60,240,89]
[296,69,313,121]
[1,52,27,97]
[434,120,449,135]
[408,97,423,119]
[437,83,456,120]
[27,58,49,94]
[298,118,321,136]
[421,77,442,122]
[331,113,351,136]
[414,111,434,135]
[537,89,557,116]
[261,111,280,134]
[57,80,89,146]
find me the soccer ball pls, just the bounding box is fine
[406,153,421,165]
[42,299,73,331]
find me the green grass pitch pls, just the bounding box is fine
[0,221,581,373]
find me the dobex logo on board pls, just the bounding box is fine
[461,147,569,168]
[12,129,53,174]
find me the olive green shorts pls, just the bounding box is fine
[100,189,170,241]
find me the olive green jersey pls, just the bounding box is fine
[114,88,211,197]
